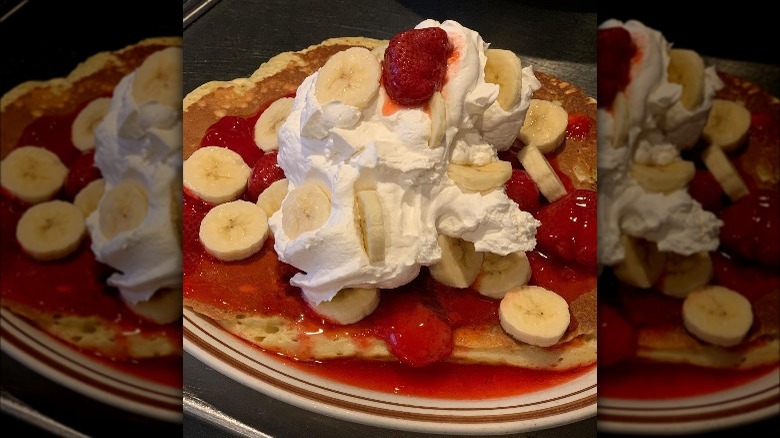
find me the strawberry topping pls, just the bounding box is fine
[688,169,724,213]
[598,302,637,367]
[505,169,541,215]
[246,151,285,202]
[535,189,597,268]
[200,116,263,166]
[566,113,592,139]
[64,151,102,199]
[382,27,453,106]
[719,190,780,268]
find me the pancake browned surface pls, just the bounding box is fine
[1,37,183,360]
[184,37,597,369]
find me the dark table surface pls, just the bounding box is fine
[1,0,183,436]
[183,0,597,436]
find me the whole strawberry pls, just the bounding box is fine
[382,27,452,106]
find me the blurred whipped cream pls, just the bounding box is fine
[597,20,722,266]
[270,20,540,303]
[86,48,183,305]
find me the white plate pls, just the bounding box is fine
[598,371,779,434]
[183,308,596,435]
[0,308,182,422]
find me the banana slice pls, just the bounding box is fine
[183,146,252,204]
[517,144,567,202]
[256,178,288,219]
[281,182,332,239]
[683,286,753,347]
[429,92,446,148]
[701,145,749,201]
[473,251,532,299]
[71,97,111,151]
[131,47,183,107]
[0,146,68,204]
[371,43,388,62]
[484,49,522,110]
[612,234,666,289]
[303,287,380,325]
[253,97,295,152]
[199,200,268,261]
[499,286,570,347]
[447,161,512,193]
[355,190,385,263]
[73,178,105,218]
[16,200,85,261]
[429,235,484,288]
[517,99,568,153]
[98,180,148,240]
[123,288,182,325]
[315,47,380,109]
[611,92,630,148]
[667,49,705,110]
[630,160,695,194]
[702,99,751,152]
[655,251,713,299]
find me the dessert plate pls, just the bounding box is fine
[0,308,182,422]
[184,308,596,435]
[597,370,779,434]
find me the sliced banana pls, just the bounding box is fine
[429,235,484,288]
[517,99,568,153]
[131,47,183,108]
[199,200,268,261]
[611,92,630,148]
[0,146,68,204]
[98,180,148,240]
[473,251,532,299]
[315,47,380,109]
[253,97,294,152]
[256,178,288,219]
[447,161,512,193]
[303,287,380,325]
[16,200,85,261]
[655,251,713,299]
[683,286,753,347]
[701,144,749,201]
[667,49,705,110]
[183,146,252,205]
[630,160,695,194]
[428,92,446,148]
[702,99,751,152]
[499,286,570,347]
[484,49,522,110]
[73,178,105,218]
[124,288,182,325]
[612,234,666,289]
[355,190,385,263]
[281,182,331,239]
[71,97,111,151]
[517,144,567,202]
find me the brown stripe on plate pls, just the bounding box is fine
[598,395,779,424]
[1,315,181,412]
[184,314,596,423]
[599,383,779,412]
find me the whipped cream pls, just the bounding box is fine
[86,63,183,305]
[269,20,540,303]
[597,20,722,266]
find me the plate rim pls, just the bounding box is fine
[183,308,597,435]
[0,308,183,423]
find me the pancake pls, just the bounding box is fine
[183,37,597,370]
[1,37,183,361]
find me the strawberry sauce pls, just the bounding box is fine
[1,103,181,388]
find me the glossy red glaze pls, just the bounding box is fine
[64,150,102,199]
[597,302,637,367]
[566,113,592,139]
[535,189,597,268]
[505,169,541,216]
[719,190,780,268]
[526,251,595,303]
[597,27,636,109]
[688,169,724,213]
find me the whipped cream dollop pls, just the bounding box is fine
[86,64,183,305]
[269,20,540,303]
[597,20,722,266]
